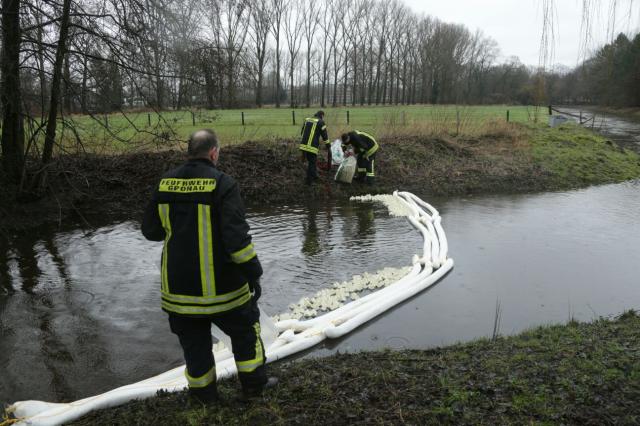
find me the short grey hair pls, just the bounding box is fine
[188,129,218,158]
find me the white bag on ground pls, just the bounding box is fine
[335,156,357,183]
[331,139,344,164]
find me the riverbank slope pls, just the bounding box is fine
[2,123,640,233]
[64,311,640,425]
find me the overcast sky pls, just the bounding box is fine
[403,0,640,67]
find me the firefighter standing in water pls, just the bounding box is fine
[142,129,277,404]
[341,130,379,185]
[299,110,330,185]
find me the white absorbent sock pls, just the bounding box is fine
[8,192,453,426]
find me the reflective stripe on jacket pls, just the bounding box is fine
[343,130,379,158]
[299,117,329,154]
[142,158,263,317]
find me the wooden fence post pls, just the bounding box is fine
[506,110,510,122]
[147,113,151,127]
[347,110,350,125]
[292,110,296,125]
[548,105,552,115]
[241,111,245,126]
[191,111,196,126]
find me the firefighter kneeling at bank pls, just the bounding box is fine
[341,130,379,185]
[299,110,330,185]
[142,129,277,404]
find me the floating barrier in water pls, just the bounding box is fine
[7,191,454,426]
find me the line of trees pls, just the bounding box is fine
[1,0,638,191]
[0,0,542,188]
[545,32,640,106]
[6,0,547,119]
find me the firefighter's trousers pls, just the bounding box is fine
[356,152,376,183]
[168,301,267,395]
[304,151,318,184]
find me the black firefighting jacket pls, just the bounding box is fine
[299,115,329,155]
[343,130,379,158]
[142,158,262,317]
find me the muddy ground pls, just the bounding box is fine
[1,123,639,234]
[0,132,543,234]
[66,311,640,425]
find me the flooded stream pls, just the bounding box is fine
[2,110,640,406]
[2,181,640,404]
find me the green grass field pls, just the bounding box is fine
[55,105,544,153]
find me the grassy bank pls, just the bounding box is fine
[44,105,536,152]
[531,124,640,188]
[2,122,640,233]
[65,311,640,425]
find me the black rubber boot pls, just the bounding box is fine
[238,377,279,402]
[188,383,219,405]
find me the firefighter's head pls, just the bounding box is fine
[340,133,350,144]
[188,129,220,165]
[315,110,325,119]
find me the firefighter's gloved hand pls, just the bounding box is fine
[250,280,261,302]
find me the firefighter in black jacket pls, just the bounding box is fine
[299,110,330,185]
[142,129,276,403]
[341,130,379,184]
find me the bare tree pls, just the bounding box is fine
[301,0,320,107]
[270,0,288,107]
[249,0,272,107]
[283,0,304,107]
[1,0,25,182]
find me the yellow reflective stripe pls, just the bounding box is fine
[198,204,215,296]
[307,121,318,146]
[231,243,256,264]
[161,292,252,315]
[162,283,250,305]
[357,168,367,172]
[355,130,376,142]
[185,365,216,388]
[321,125,327,131]
[299,144,319,154]
[367,160,375,177]
[236,322,264,373]
[159,178,216,193]
[365,143,379,158]
[158,204,171,293]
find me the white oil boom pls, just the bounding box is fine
[8,191,454,425]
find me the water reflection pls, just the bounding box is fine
[1,181,640,405]
[301,204,321,257]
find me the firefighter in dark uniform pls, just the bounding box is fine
[341,130,379,184]
[299,110,330,185]
[142,129,276,403]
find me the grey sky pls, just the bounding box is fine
[403,0,640,67]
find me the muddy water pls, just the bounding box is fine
[560,107,640,151]
[2,182,640,405]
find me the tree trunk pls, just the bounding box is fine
[1,0,25,183]
[39,0,72,185]
[63,54,72,113]
[256,62,264,107]
[81,54,89,113]
[290,60,295,108]
[275,37,281,108]
[305,50,311,108]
